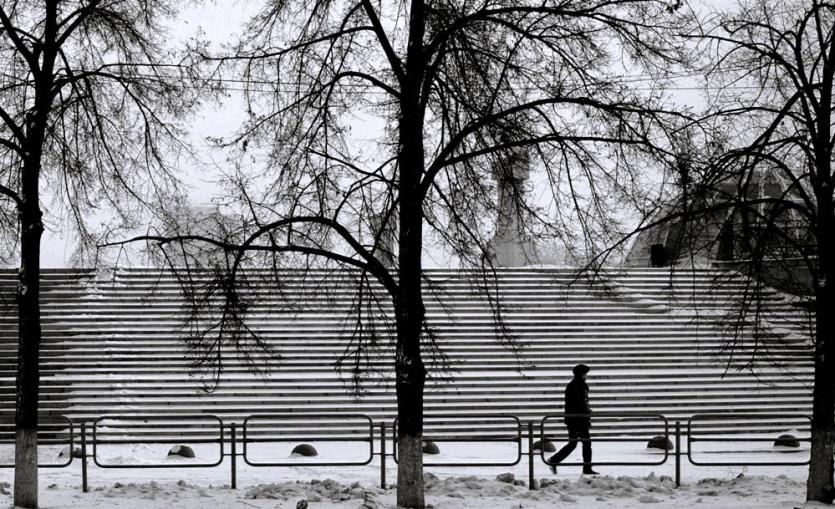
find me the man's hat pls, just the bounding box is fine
[573,364,590,376]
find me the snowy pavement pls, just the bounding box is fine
[0,439,822,508]
[0,469,819,509]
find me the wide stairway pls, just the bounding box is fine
[0,267,814,441]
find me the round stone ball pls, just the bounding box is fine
[422,441,440,455]
[773,434,800,448]
[646,435,674,451]
[532,439,556,452]
[291,443,318,456]
[167,445,196,458]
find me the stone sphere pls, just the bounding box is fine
[291,444,318,456]
[646,435,674,451]
[167,445,196,458]
[532,439,556,452]
[422,441,440,455]
[774,434,800,448]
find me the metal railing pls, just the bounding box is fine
[242,413,375,467]
[0,411,815,493]
[539,412,671,467]
[0,415,74,469]
[392,414,523,467]
[687,412,812,467]
[91,414,225,469]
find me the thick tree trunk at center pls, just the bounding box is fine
[807,425,835,502]
[394,202,427,509]
[395,139,427,508]
[13,11,55,506]
[807,258,835,502]
[14,427,37,508]
[807,318,835,502]
[395,2,428,505]
[15,80,50,509]
[15,206,44,509]
[395,335,426,508]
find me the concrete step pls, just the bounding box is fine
[0,266,815,439]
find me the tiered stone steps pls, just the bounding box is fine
[0,267,814,441]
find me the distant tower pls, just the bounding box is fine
[489,149,562,266]
[370,212,396,268]
[162,204,240,267]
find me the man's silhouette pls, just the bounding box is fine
[548,364,598,475]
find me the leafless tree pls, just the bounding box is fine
[0,1,200,506]
[613,0,835,502]
[698,2,835,501]
[105,1,691,506]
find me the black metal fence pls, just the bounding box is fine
[687,412,812,467]
[92,414,226,468]
[540,412,670,467]
[242,413,375,467]
[0,411,814,492]
[392,414,523,467]
[0,415,74,469]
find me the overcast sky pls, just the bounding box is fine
[41,2,259,266]
[39,1,712,268]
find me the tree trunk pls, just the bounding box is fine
[394,1,428,506]
[395,105,428,509]
[394,230,427,508]
[807,238,835,502]
[15,66,50,509]
[394,317,426,508]
[394,166,426,508]
[11,5,53,506]
[14,195,44,509]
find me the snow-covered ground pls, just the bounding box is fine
[0,439,822,508]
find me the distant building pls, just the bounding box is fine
[624,169,814,294]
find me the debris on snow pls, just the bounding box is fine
[245,479,373,503]
[496,473,515,484]
[0,460,810,509]
[58,446,83,459]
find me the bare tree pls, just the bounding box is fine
[615,0,835,502]
[699,2,835,501]
[0,1,199,506]
[106,1,690,506]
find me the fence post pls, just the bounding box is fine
[675,421,681,488]
[230,423,237,489]
[380,422,387,489]
[80,421,88,493]
[528,421,535,490]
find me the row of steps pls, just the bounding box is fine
[0,267,815,441]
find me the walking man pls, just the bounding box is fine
[548,363,598,475]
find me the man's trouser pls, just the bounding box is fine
[547,425,592,466]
